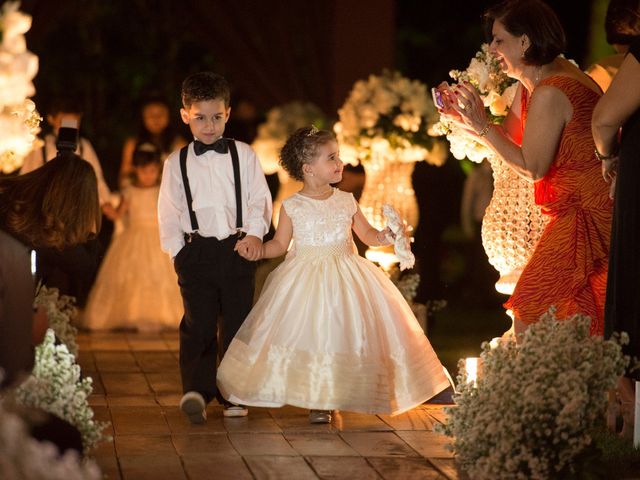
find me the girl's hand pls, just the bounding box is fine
[234,235,263,261]
[376,227,395,245]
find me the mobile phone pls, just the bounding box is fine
[431,87,444,109]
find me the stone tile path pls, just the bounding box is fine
[80,331,463,480]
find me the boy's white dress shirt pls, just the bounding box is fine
[158,140,272,259]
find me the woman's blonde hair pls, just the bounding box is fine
[0,153,101,249]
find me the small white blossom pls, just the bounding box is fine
[437,308,629,479]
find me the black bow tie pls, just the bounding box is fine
[194,138,228,155]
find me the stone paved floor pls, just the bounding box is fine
[80,330,464,480]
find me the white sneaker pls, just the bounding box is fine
[180,391,207,424]
[222,401,248,418]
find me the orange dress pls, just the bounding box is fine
[504,76,612,335]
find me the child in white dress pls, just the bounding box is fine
[217,127,451,423]
[84,146,183,332]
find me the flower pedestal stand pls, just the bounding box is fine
[359,157,418,231]
[481,155,547,336]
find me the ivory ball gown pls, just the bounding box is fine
[217,189,450,415]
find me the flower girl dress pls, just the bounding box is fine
[218,189,450,414]
[84,185,182,332]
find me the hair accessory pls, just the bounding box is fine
[306,125,319,136]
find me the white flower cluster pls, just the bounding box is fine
[15,330,110,451]
[34,284,79,357]
[0,401,101,480]
[387,265,420,304]
[439,308,628,479]
[0,1,41,173]
[252,101,327,174]
[433,44,517,163]
[334,70,443,166]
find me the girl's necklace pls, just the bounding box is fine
[299,187,332,198]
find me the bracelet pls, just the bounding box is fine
[594,147,618,162]
[478,122,492,137]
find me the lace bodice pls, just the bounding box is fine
[123,186,160,228]
[282,189,357,248]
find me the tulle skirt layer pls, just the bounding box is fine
[218,245,450,415]
[84,225,183,332]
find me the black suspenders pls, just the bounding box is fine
[179,139,243,237]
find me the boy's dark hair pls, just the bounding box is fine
[484,0,566,66]
[279,127,335,182]
[132,143,162,168]
[605,0,640,45]
[181,72,231,108]
[48,97,84,115]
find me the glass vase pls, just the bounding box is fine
[359,156,419,231]
[481,154,547,295]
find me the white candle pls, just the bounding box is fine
[465,357,479,385]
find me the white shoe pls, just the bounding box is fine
[222,401,248,418]
[180,391,207,424]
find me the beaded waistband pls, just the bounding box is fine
[292,242,355,259]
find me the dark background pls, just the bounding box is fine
[12,0,601,188]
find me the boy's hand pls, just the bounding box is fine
[234,235,263,261]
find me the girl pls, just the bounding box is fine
[84,145,182,332]
[217,127,451,423]
[119,95,187,187]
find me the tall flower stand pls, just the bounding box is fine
[359,156,419,231]
[481,154,547,295]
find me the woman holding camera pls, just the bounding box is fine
[440,0,612,336]
[0,153,100,389]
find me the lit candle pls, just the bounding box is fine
[465,357,479,385]
[30,250,36,277]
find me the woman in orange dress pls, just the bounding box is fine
[439,0,612,336]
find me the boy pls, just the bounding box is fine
[158,72,272,423]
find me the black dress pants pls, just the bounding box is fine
[173,234,255,404]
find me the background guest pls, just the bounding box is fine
[119,94,187,187]
[441,0,611,336]
[0,153,100,390]
[592,28,640,439]
[587,0,640,92]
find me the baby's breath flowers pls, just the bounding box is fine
[439,308,628,479]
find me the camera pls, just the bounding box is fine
[56,117,79,154]
[432,83,456,110]
[431,87,444,109]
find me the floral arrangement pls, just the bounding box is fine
[252,101,328,174]
[334,69,445,166]
[0,1,41,173]
[15,330,110,451]
[386,264,420,304]
[34,284,79,357]
[439,308,628,479]
[433,44,517,163]
[0,399,101,480]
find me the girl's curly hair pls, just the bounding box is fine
[279,126,335,181]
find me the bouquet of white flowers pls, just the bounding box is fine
[0,1,41,173]
[34,284,79,357]
[0,399,101,480]
[15,330,110,451]
[433,44,517,163]
[334,69,444,166]
[439,308,628,479]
